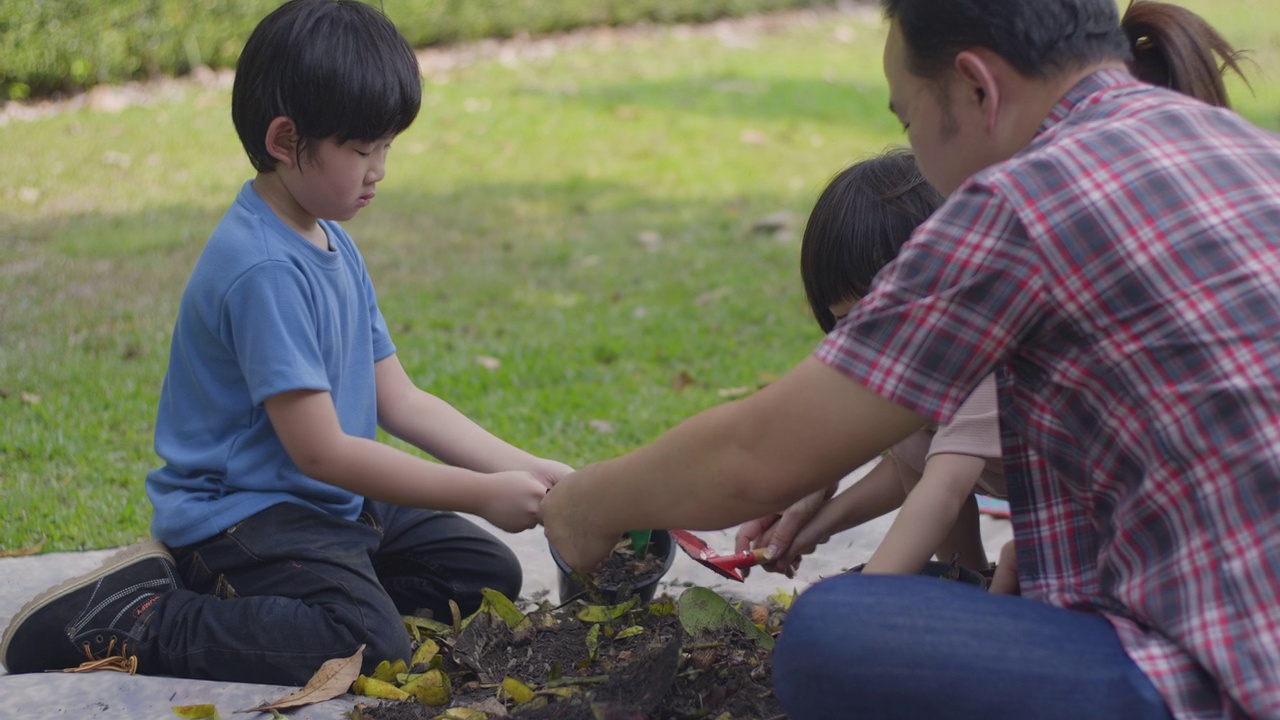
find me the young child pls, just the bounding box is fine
[739,149,1003,578]
[740,0,1246,579]
[2,0,570,685]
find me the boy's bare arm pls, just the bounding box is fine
[264,387,548,532]
[859,452,986,574]
[374,354,572,483]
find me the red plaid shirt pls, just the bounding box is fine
[818,69,1280,719]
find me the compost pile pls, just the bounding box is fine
[348,584,790,720]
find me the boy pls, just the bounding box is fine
[2,0,569,685]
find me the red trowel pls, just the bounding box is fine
[670,529,769,582]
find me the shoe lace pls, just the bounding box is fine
[63,636,139,675]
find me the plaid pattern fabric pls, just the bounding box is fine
[817,69,1280,719]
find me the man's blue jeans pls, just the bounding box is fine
[773,574,1173,719]
[143,501,520,684]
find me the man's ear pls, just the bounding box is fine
[953,50,1001,134]
[264,116,300,167]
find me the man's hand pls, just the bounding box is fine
[539,470,618,573]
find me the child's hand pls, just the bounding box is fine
[736,486,834,577]
[528,458,574,489]
[478,470,552,533]
[988,540,1019,594]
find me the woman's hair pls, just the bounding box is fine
[1122,0,1247,108]
[800,148,944,333]
[232,0,422,172]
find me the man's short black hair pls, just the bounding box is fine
[882,0,1132,80]
[232,0,422,172]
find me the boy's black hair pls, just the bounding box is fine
[881,0,1133,80]
[232,0,422,172]
[800,149,944,333]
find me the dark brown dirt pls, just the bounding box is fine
[594,545,665,590]
[351,591,787,720]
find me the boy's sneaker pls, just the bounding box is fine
[1,540,177,674]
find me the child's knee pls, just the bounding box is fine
[356,610,413,669]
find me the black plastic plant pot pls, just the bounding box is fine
[550,529,676,605]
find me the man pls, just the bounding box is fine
[541,1,1280,717]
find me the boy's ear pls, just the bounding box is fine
[264,116,300,167]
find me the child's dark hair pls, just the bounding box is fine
[1122,0,1247,109]
[800,149,944,333]
[232,0,422,172]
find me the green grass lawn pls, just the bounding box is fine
[2,3,1278,553]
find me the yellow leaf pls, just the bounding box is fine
[500,676,535,704]
[410,637,441,668]
[403,615,453,638]
[172,704,219,718]
[401,668,451,706]
[371,658,406,683]
[436,709,489,719]
[576,597,637,623]
[614,625,644,640]
[450,599,463,636]
[352,675,410,701]
[768,587,797,611]
[585,623,600,661]
[480,587,526,629]
[235,644,364,713]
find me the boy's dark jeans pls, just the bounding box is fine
[143,500,521,684]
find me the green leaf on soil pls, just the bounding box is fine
[172,704,218,719]
[585,623,601,660]
[677,587,775,650]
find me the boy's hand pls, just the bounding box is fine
[528,458,574,489]
[478,470,552,533]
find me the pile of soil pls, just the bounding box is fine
[351,588,787,720]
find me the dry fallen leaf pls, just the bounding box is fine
[0,541,45,558]
[671,371,695,392]
[235,644,364,713]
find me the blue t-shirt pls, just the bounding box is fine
[146,180,396,547]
